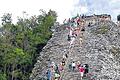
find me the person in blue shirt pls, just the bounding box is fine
[46,69,52,80]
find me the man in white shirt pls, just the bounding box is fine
[72,61,76,71]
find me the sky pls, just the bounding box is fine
[0,0,120,24]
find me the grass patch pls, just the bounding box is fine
[93,26,109,34]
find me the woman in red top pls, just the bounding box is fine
[79,66,85,79]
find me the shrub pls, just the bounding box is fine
[93,26,109,34]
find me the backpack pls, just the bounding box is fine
[84,64,89,69]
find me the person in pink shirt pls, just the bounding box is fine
[59,63,64,72]
[79,66,85,80]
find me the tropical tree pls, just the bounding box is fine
[1,13,12,25]
[3,48,31,80]
[0,9,57,80]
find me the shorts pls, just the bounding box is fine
[84,69,88,74]
[73,66,75,69]
[80,72,84,77]
[62,63,65,66]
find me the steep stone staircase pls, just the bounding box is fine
[60,27,98,80]
[30,21,120,80]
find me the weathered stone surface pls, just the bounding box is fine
[30,21,120,80]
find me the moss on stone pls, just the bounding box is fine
[110,46,120,56]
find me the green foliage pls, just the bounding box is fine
[117,14,120,21]
[0,9,57,80]
[0,73,7,80]
[3,48,31,65]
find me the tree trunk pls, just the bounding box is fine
[4,64,6,74]
[12,64,15,80]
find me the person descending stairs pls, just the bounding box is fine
[60,15,93,80]
[44,15,91,80]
